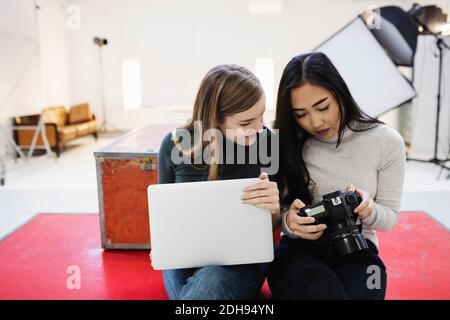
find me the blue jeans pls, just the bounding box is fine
[162,263,268,300]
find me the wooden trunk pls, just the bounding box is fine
[94,124,174,249]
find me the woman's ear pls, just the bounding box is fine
[216,116,224,132]
[217,115,225,127]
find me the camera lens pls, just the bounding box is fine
[346,194,357,204]
[334,232,369,255]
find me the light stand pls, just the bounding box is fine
[405,13,450,178]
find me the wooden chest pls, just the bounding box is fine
[94,124,173,249]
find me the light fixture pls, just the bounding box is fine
[122,60,142,110]
[248,0,283,16]
[436,22,450,36]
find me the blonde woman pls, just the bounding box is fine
[157,64,281,300]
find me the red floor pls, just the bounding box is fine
[0,212,449,300]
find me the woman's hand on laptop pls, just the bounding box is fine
[241,172,280,215]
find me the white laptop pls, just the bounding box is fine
[148,178,274,270]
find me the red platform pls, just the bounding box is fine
[0,212,449,300]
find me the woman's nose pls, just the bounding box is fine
[311,115,324,129]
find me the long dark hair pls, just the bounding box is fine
[273,52,382,206]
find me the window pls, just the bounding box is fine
[122,60,142,110]
[255,57,275,109]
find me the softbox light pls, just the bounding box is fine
[367,6,419,66]
[315,17,416,118]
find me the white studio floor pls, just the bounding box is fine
[0,131,449,240]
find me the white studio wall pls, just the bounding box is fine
[65,0,328,130]
[0,0,71,157]
[0,0,41,157]
[67,0,433,131]
[37,0,72,109]
[1,0,449,145]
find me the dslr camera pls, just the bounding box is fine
[298,190,368,255]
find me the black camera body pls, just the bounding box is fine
[298,190,369,255]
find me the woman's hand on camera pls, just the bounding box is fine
[242,172,280,215]
[286,199,327,240]
[346,184,375,219]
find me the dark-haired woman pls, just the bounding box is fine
[268,52,405,300]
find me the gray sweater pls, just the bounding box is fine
[281,123,406,248]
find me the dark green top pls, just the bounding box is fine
[158,128,276,184]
